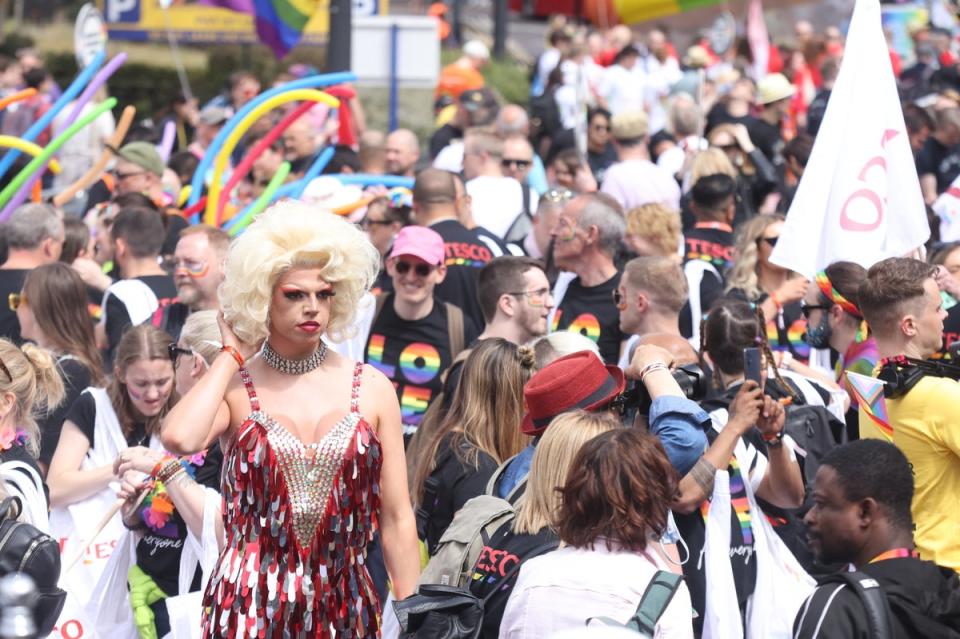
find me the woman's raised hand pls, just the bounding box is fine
[218,312,261,361]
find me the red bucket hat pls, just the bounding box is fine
[520,350,626,437]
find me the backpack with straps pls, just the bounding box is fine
[587,571,685,637]
[418,494,517,589]
[395,539,558,639]
[817,570,894,639]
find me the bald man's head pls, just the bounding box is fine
[496,104,530,137]
[385,128,420,177]
[413,168,458,215]
[282,117,319,162]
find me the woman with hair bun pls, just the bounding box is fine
[161,202,420,637]
[499,427,694,638]
[0,338,64,527]
[412,338,534,554]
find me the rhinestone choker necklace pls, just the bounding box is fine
[261,341,328,375]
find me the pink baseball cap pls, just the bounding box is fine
[388,226,445,266]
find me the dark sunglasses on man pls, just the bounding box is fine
[393,260,435,277]
[501,158,531,170]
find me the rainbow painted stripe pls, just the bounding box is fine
[701,458,753,545]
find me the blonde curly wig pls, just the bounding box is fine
[219,201,380,345]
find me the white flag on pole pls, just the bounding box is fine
[747,0,769,82]
[770,0,929,277]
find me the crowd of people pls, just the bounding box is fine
[0,11,958,639]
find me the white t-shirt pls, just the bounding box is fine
[600,64,646,117]
[466,175,525,239]
[600,158,682,211]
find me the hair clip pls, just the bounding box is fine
[754,336,764,345]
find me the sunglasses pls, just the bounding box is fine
[394,260,436,277]
[507,287,551,307]
[167,343,194,369]
[7,293,24,312]
[360,217,393,229]
[800,303,832,319]
[612,289,625,308]
[114,170,145,181]
[501,158,531,170]
[760,236,778,248]
[543,189,574,204]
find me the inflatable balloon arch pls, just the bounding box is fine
[0,51,413,235]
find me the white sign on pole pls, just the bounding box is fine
[75,3,108,69]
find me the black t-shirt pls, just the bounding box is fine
[429,219,505,330]
[38,357,94,466]
[553,272,624,364]
[429,124,462,159]
[365,295,478,432]
[65,391,149,449]
[587,144,618,184]
[747,119,784,165]
[684,223,735,274]
[0,269,28,344]
[418,433,498,555]
[674,386,768,633]
[133,443,223,596]
[371,269,393,297]
[104,275,178,362]
[468,523,560,639]
[916,137,960,194]
[936,298,960,359]
[683,223,735,324]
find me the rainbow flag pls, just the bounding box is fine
[201,0,322,58]
[615,0,724,25]
[846,371,893,440]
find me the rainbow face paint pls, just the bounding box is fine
[174,259,210,279]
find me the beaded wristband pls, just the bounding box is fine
[163,466,187,487]
[150,454,176,479]
[221,345,244,368]
[156,459,183,484]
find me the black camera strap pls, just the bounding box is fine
[877,355,960,399]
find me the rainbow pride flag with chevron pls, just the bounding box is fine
[201,0,323,58]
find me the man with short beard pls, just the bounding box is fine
[159,225,230,340]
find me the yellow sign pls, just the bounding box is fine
[98,0,343,45]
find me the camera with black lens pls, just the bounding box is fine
[611,364,709,418]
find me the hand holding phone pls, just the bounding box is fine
[743,347,763,385]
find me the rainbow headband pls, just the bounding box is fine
[815,271,862,318]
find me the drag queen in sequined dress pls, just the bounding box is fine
[161,202,420,638]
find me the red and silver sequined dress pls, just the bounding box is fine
[202,362,382,638]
